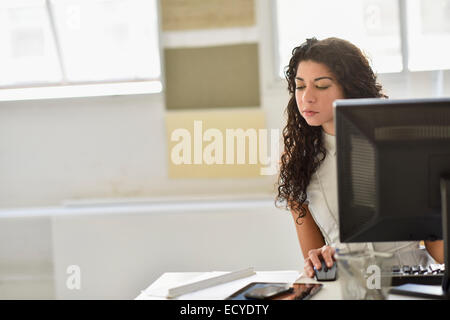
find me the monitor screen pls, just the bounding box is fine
[334,97,450,243]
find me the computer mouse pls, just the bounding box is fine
[314,259,337,281]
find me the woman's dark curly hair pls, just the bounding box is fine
[275,37,387,224]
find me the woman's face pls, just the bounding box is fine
[295,60,345,135]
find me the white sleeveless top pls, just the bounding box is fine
[305,130,434,266]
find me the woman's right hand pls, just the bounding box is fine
[303,245,336,278]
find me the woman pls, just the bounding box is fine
[276,37,443,278]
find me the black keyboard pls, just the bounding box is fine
[386,264,445,286]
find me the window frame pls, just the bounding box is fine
[271,0,446,96]
[0,0,164,99]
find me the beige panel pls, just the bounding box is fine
[165,44,260,110]
[161,0,255,31]
[166,109,267,178]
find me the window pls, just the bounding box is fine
[0,0,161,93]
[274,0,450,78]
[275,0,402,77]
[407,0,450,71]
[0,0,61,86]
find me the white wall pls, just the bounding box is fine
[0,0,449,299]
[0,216,53,299]
[0,94,278,208]
[50,201,301,299]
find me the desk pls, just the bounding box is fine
[136,270,342,300]
[136,270,437,300]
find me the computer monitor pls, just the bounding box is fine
[334,97,450,298]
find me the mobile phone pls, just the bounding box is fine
[244,284,292,299]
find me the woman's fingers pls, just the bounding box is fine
[307,249,322,270]
[303,259,315,278]
[320,246,335,268]
[304,246,336,278]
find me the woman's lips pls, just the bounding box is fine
[303,111,318,117]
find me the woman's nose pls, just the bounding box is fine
[302,87,316,104]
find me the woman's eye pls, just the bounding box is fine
[295,85,330,90]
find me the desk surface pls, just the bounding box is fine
[136,270,435,300]
[136,270,342,300]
